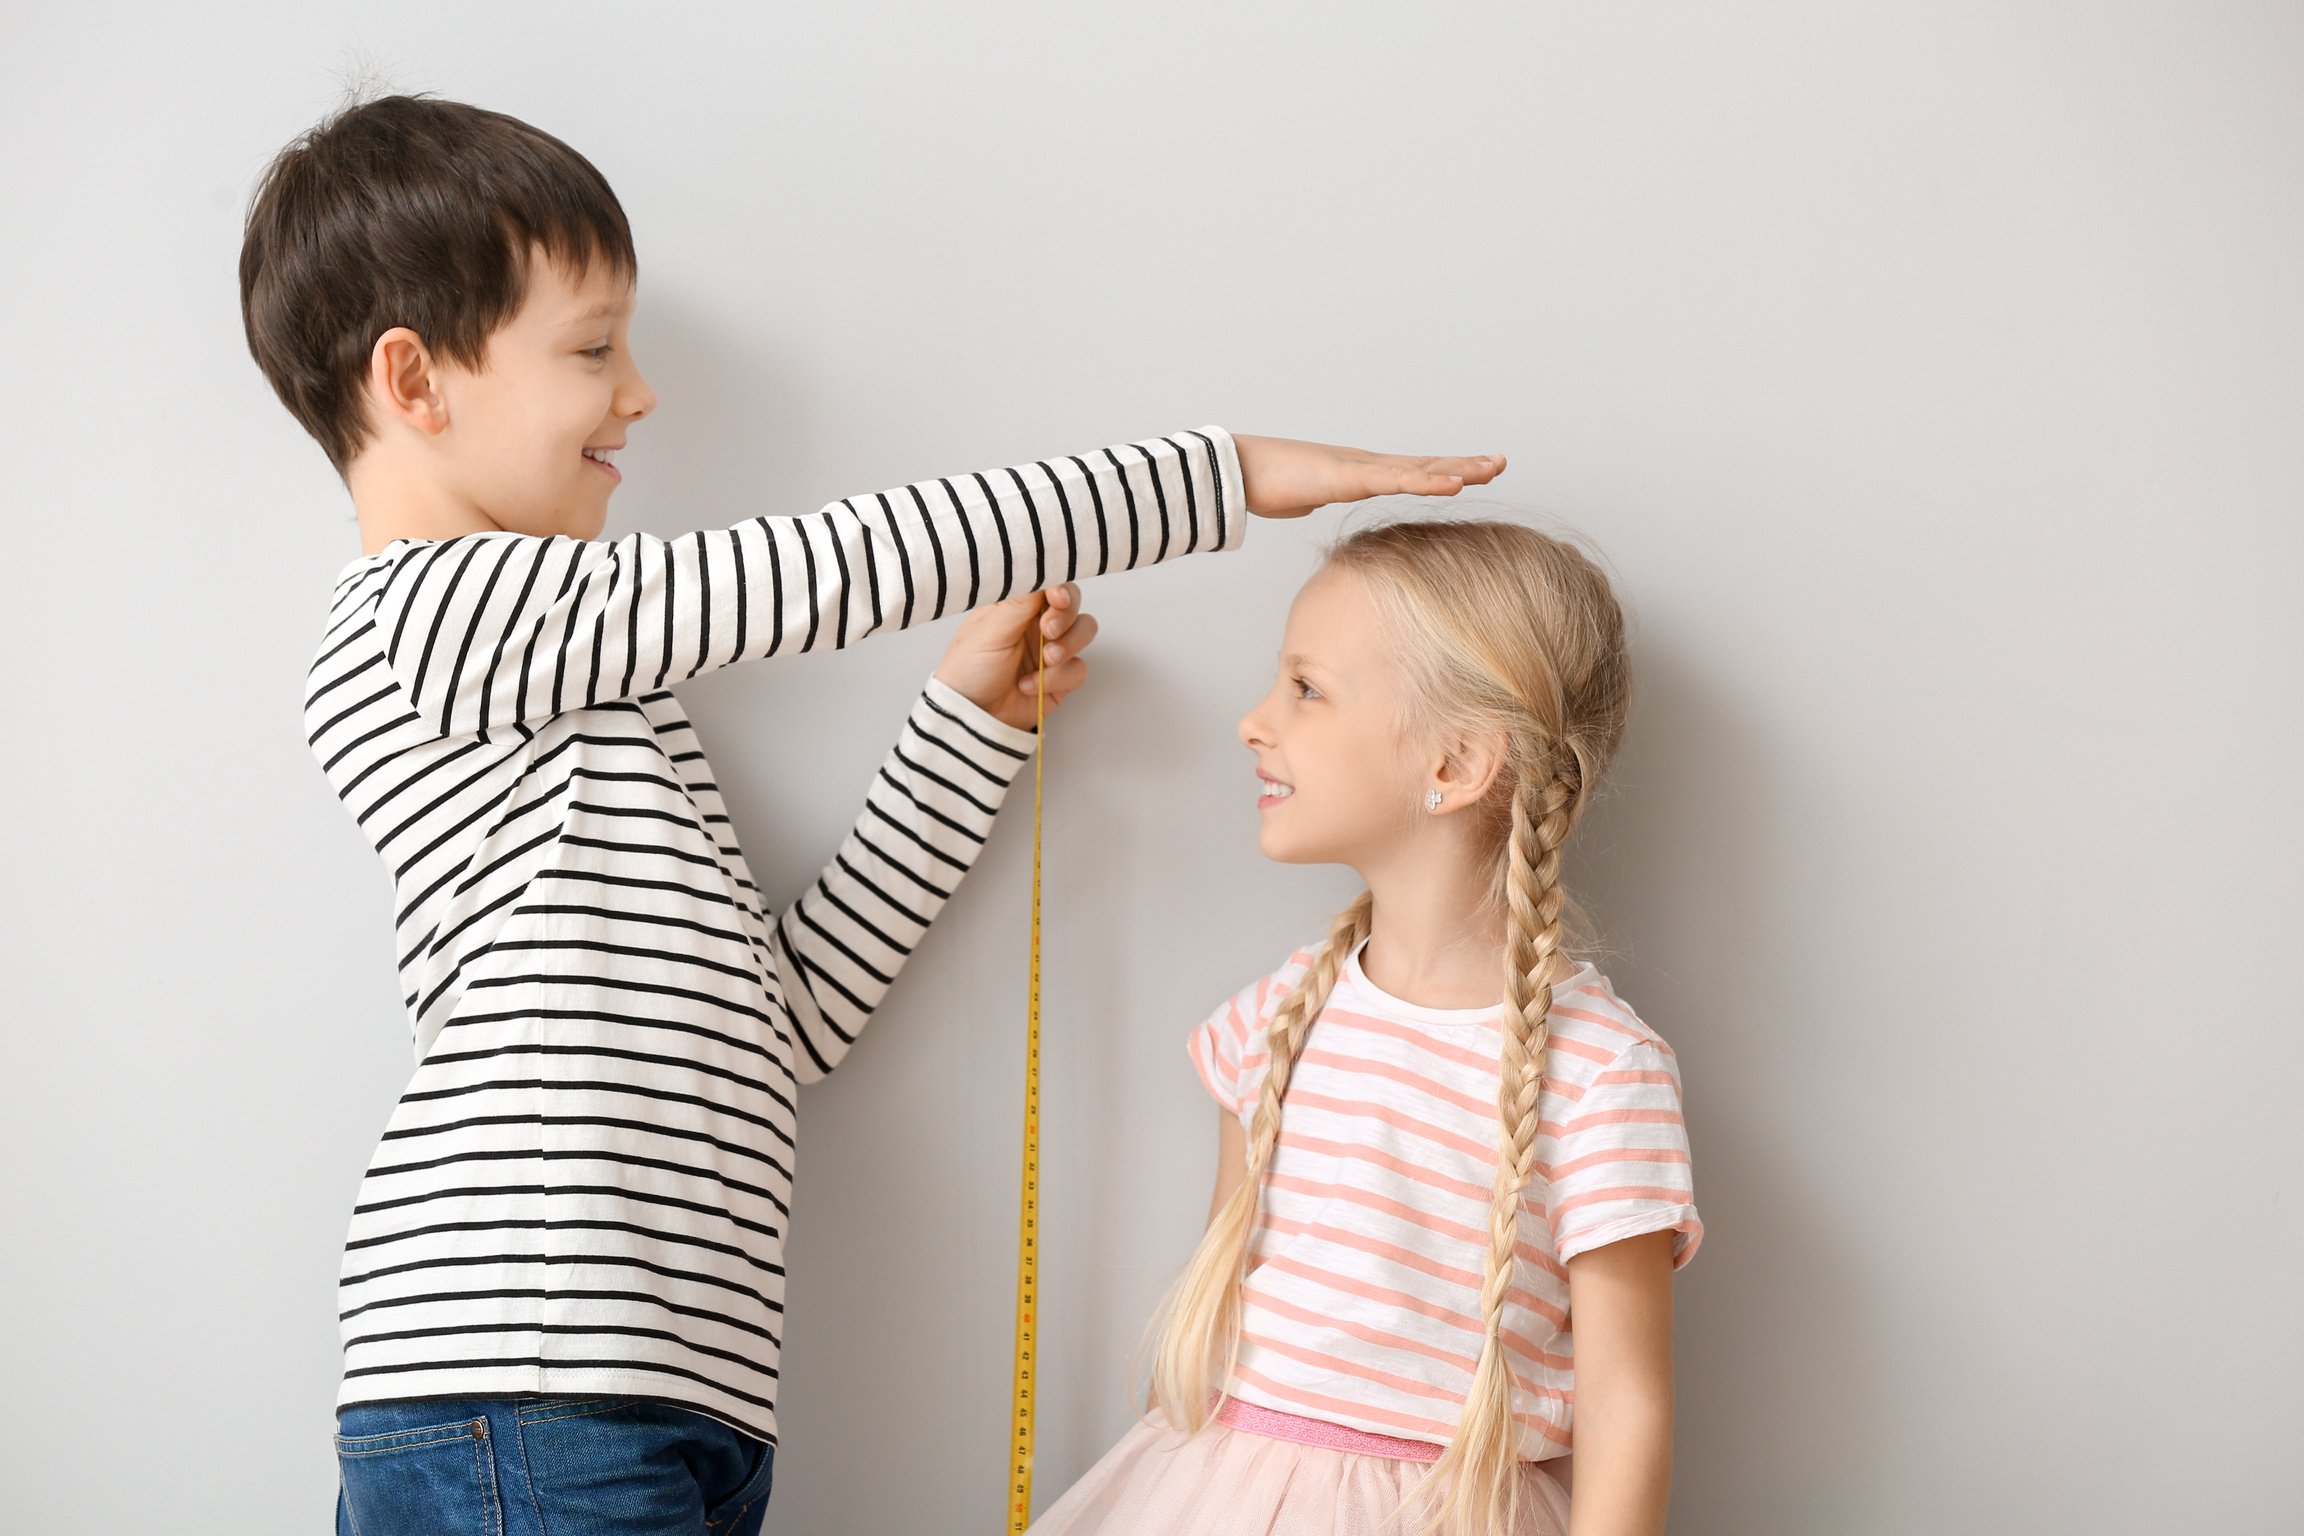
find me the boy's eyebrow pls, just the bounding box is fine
[564,300,631,326]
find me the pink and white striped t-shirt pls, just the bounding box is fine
[1187,935,1702,1461]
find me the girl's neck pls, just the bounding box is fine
[1356,893,1579,1012]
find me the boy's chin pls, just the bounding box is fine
[542,501,610,542]
[490,498,607,542]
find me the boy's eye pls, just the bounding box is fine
[581,345,613,361]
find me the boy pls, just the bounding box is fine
[242,93,1502,1535]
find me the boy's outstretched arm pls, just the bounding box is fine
[365,431,1504,741]
[769,586,1092,1079]
[368,429,1243,740]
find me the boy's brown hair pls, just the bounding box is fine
[239,94,637,473]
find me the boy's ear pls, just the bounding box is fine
[367,326,450,437]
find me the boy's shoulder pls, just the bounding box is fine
[322,540,422,606]
[312,532,556,652]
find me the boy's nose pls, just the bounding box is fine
[621,370,659,421]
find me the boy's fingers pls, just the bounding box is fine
[1394,466,1464,496]
[1043,608,1097,650]
[1359,452,1504,498]
[1035,618,1098,669]
[1055,613,1099,655]
[1386,454,1502,486]
[1418,453,1504,482]
[1019,658,1089,695]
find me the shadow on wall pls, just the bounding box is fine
[1060,640,1180,1420]
[1038,637,1291,1471]
[1571,629,1894,1531]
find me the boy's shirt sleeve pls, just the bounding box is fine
[369,427,1246,739]
[1545,1037,1705,1270]
[772,674,1040,1082]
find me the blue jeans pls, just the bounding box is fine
[333,1396,775,1536]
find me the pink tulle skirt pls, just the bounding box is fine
[1026,1401,1572,1536]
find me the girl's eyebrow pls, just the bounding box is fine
[1284,653,1348,687]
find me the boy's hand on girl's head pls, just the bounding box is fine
[922,434,1505,731]
[933,582,1100,733]
[1234,435,1507,520]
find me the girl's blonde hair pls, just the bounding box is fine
[1145,515,1632,1536]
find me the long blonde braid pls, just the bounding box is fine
[1146,889,1375,1428]
[1408,766,1582,1536]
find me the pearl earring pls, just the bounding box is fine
[1424,789,1443,813]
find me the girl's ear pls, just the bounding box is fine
[1430,726,1508,812]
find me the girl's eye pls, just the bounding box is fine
[1292,677,1320,700]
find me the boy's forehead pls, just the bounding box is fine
[528,254,635,325]
[564,294,633,325]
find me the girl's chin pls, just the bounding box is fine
[1255,831,1320,866]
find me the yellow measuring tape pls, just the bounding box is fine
[1006,620,1047,1534]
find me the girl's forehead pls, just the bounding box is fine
[1286,566,1356,628]
[1283,568,1384,683]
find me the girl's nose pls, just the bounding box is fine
[1238,702,1270,749]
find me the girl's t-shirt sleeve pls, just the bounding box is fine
[1186,948,1315,1123]
[1546,1036,1705,1270]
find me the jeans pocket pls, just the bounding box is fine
[702,1440,775,1535]
[515,1395,627,1426]
[334,1414,505,1536]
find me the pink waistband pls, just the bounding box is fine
[1214,1397,1443,1462]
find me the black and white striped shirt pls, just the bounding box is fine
[303,427,1245,1441]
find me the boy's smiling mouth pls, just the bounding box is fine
[583,444,622,482]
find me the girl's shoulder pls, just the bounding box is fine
[1540,965,1685,1089]
[1185,944,1326,1117]
[1207,943,1323,1030]
[1208,943,1682,1067]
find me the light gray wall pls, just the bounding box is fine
[3,3,2298,1532]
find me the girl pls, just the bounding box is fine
[1030,518,1702,1536]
